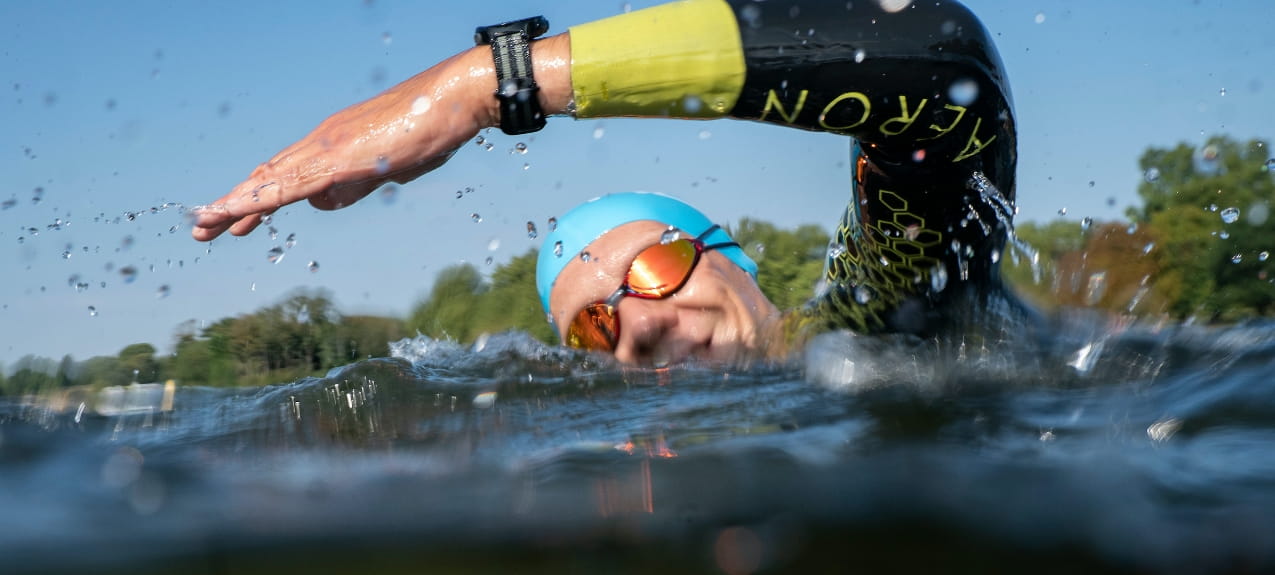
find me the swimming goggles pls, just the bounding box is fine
[566,224,739,352]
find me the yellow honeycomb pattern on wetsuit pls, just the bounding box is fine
[813,188,944,333]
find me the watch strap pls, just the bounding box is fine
[475,17,549,135]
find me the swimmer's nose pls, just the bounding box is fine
[612,299,678,365]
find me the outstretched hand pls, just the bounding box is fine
[191,36,571,241]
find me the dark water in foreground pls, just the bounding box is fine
[5,313,1275,574]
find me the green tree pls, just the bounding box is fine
[472,250,555,342]
[1132,136,1275,320]
[118,343,159,383]
[731,218,829,311]
[407,263,487,341]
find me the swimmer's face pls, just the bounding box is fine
[548,221,779,366]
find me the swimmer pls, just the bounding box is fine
[193,0,1023,364]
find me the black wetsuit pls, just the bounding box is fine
[722,0,1018,336]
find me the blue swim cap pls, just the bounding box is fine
[536,192,758,316]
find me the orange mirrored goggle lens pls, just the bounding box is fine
[565,238,701,351]
[626,238,698,296]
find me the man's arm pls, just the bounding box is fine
[193,0,1012,241]
[191,34,572,241]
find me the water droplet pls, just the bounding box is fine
[547,217,558,231]
[267,246,285,264]
[375,156,390,175]
[592,125,605,139]
[698,130,712,140]
[827,242,846,258]
[526,221,538,239]
[1080,217,1093,231]
[411,96,431,115]
[1127,222,1139,235]
[1143,243,1156,255]
[1264,159,1275,172]
[380,183,398,204]
[1209,204,1219,212]
[1143,167,1161,183]
[1057,207,1068,216]
[307,261,319,273]
[484,143,494,151]
[1220,231,1231,240]
[580,251,592,263]
[120,266,137,284]
[682,94,703,114]
[250,282,257,292]
[854,49,866,63]
[484,256,493,266]
[1220,207,1241,224]
[1034,12,1046,24]
[156,285,170,299]
[285,233,296,249]
[514,142,528,154]
[262,214,273,225]
[948,78,979,106]
[61,250,72,260]
[620,2,632,13]
[470,213,482,223]
[553,241,563,257]
[1084,272,1107,306]
[268,226,279,240]
[1260,251,1270,262]
[88,306,98,317]
[475,135,485,146]
[1219,88,1227,97]
[522,162,530,171]
[853,285,872,304]
[930,264,949,292]
[660,228,682,244]
[1232,254,1243,264]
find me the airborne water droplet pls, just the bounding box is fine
[1220,207,1241,224]
[1081,217,1093,231]
[1232,253,1243,264]
[285,233,296,249]
[88,306,98,317]
[156,285,170,299]
[307,261,319,273]
[660,228,681,244]
[1144,167,1161,183]
[1260,251,1270,262]
[526,221,538,239]
[267,246,285,264]
[514,142,528,154]
[471,213,482,223]
[120,266,137,284]
[553,241,563,257]
[948,78,979,106]
[580,251,592,263]
[853,285,872,304]
[930,265,949,292]
[547,217,558,231]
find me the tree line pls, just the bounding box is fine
[3,135,1270,393]
[1006,135,1274,322]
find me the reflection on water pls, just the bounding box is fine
[4,318,1275,574]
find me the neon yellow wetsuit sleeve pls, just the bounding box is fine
[568,0,745,118]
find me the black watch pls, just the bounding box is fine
[474,16,550,136]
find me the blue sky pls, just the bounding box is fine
[2,0,1272,365]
